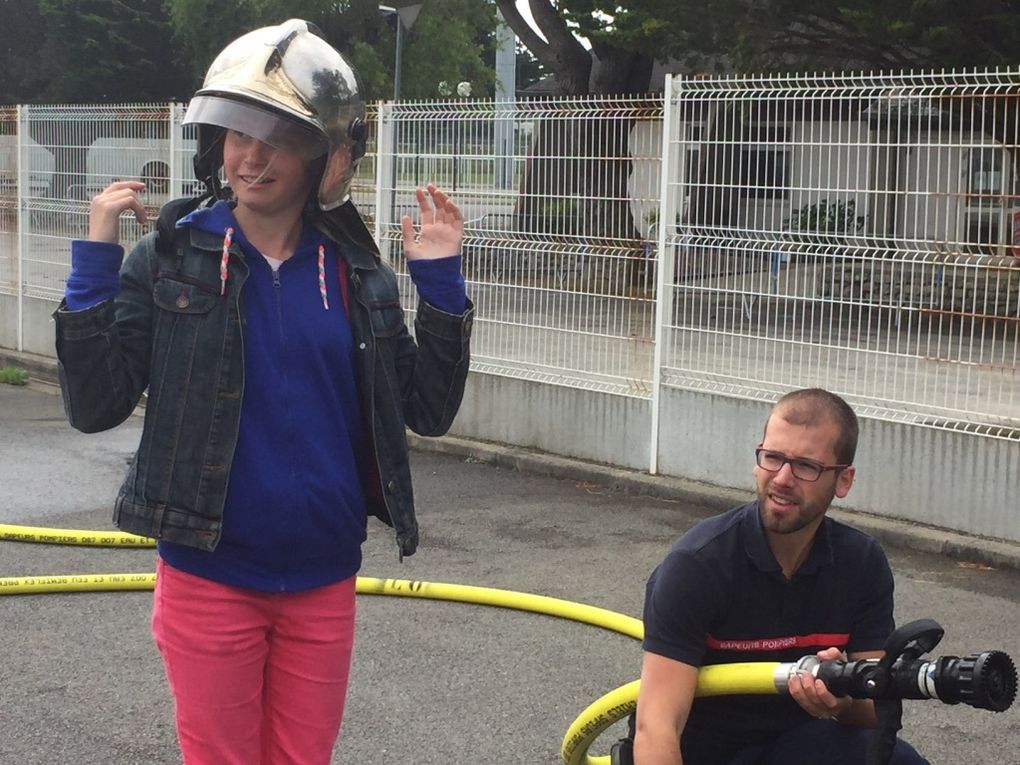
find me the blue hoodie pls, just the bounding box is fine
[66,200,465,592]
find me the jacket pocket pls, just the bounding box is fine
[153,277,219,315]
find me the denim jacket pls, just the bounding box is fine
[54,213,473,559]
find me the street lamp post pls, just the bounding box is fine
[394,17,405,101]
[378,2,424,259]
[380,2,423,101]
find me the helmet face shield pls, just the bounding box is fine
[184,96,328,160]
[183,19,367,209]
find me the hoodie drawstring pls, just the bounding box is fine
[221,228,333,314]
[220,227,234,296]
[318,244,329,310]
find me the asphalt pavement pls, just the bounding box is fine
[2,380,1019,765]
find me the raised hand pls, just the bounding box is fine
[400,184,464,261]
[88,181,148,244]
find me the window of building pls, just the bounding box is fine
[141,160,170,195]
[740,126,789,199]
[739,148,789,198]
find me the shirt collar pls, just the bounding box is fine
[741,500,834,576]
[180,200,322,261]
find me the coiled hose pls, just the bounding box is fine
[0,523,783,765]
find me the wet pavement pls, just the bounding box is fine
[1,381,1018,765]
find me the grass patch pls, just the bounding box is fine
[0,366,30,386]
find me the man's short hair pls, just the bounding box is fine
[765,388,859,465]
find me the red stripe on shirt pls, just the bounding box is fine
[705,632,850,652]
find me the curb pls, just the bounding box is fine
[6,348,1020,573]
[405,432,1020,574]
[1,350,60,385]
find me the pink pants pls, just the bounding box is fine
[151,559,357,765]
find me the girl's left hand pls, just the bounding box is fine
[401,184,464,260]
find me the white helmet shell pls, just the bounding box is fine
[183,19,366,210]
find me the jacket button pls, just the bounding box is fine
[359,342,366,350]
[176,295,190,309]
[386,480,398,493]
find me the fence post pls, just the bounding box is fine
[168,102,182,199]
[15,104,26,352]
[649,75,680,475]
[374,101,394,263]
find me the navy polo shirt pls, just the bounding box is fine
[642,501,894,762]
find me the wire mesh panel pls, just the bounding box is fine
[0,106,18,295]
[660,71,1020,436]
[19,104,177,301]
[379,96,663,396]
[4,84,1017,441]
[2,100,386,307]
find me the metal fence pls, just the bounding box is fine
[655,71,1020,448]
[2,72,1018,454]
[373,96,663,400]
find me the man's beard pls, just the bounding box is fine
[757,488,835,535]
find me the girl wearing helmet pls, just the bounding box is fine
[55,19,472,765]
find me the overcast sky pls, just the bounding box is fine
[514,1,540,37]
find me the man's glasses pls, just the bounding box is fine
[754,447,849,482]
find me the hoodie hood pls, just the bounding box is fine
[177,199,335,309]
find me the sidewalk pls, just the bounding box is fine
[6,346,1019,573]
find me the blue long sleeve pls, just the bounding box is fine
[66,242,467,315]
[64,241,125,310]
[406,255,466,314]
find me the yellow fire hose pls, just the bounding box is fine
[0,523,159,547]
[0,523,784,765]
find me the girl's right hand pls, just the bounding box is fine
[88,181,148,244]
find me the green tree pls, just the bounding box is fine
[315,0,395,100]
[494,0,673,94]
[398,0,496,100]
[515,41,546,93]
[495,0,1020,95]
[0,1,49,104]
[166,0,496,101]
[165,0,260,83]
[166,0,357,83]
[641,0,1020,71]
[37,0,191,102]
